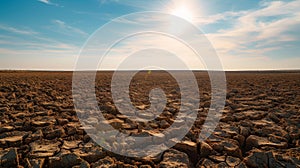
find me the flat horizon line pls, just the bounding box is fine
[1,69,300,73]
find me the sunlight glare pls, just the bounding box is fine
[171,5,194,22]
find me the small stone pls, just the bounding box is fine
[29,140,61,158]
[31,130,43,141]
[85,117,99,125]
[220,115,235,122]
[231,89,238,94]
[66,126,77,136]
[268,113,280,123]
[226,156,241,167]
[116,114,128,120]
[12,112,28,119]
[102,103,118,115]
[236,162,247,168]
[222,126,239,137]
[35,111,49,116]
[83,135,91,143]
[44,128,65,140]
[108,118,124,129]
[0,131,29,148]
[0,135,23,147]
[159,149,190,168]
[203,101,211,108]
[214,129,231,138]
[239,126,250,137]
[233,134,245,147]
[49,153,82,168]
[244,149,268,168]
[251,120,273,127]
[199,141,214,157]
[159,120,170,129]
[122,123,137,130]
[0,126,14,133]
[267,151,285,168]
[240,120,253,127]
[31,121,51,127]
[246,135,288,149]
[26,158,45,168]
[0,107,9,112]
[211,140,242,158]
[57,118,69,126]
[62,140,81,150]
[217,162,228,167]
[174,140,198,162]
[72,160,90,168]
[222,140,242,158]
[197,158,216,167]
[0,148,19,167]
[73,146,106,163]
[91,156,115,168]
[208,155,226,162]
[174,140,197,154]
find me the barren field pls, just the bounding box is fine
[0,71,299,168]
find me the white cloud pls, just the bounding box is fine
[201,0,300,69]
[0,27,80,70]
[37,0,60,7]
[52,19,88,37]
[235,0,300,41]
[193,10,248,25]
[220,54,300,70]
[0,43,79,70]
[38,0,50,4]
[0,25,38,35]
[99,0,119,4]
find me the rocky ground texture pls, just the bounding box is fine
[0,71,299,168]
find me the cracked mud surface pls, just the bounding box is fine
[0,71,299,168]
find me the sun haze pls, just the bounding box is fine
[171,5,194,22]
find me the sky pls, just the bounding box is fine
[0,0,300,70]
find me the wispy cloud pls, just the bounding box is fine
[202,0,300,69]
[99,0,119,4]
[99,0,167,11]
[52,19,88,37]
[0,46,78,70]
[193,11,249,25]
[0,35,79,70]
[0,25,38,35]
[37,0,61,7]
[0,20,82,70]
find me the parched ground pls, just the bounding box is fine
[0,71,299,168]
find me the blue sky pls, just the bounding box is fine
[0,0,299,70]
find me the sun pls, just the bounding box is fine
[171,5,194,22]
[166,0,204,23]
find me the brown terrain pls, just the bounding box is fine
[0,71,299,168]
